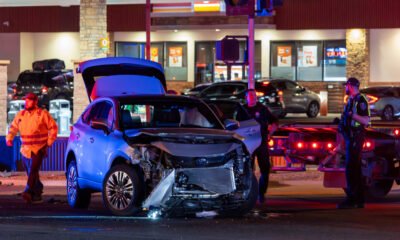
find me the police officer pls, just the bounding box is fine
[245,89,279,203]
[6,92,58,204]
[337,77,370,209]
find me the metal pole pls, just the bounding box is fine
[248,0,255,90]
[146,0,151,60]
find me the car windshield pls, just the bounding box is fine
[120,99,222,130]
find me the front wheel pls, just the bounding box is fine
[67,161,91,209]
[102,165,144,216]
[307,101,319,118]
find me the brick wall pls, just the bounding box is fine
[346,29,370,87]
[0,61,10,135]
[300,81,344,113]
[74,0,107,122]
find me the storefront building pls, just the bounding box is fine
[1,0,400,118]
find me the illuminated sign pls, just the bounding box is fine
[99,37,110,51]
[326,47,347,58]
[193,1,221,12]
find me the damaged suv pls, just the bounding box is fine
[65,57,258,217]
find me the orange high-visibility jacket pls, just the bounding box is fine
[6,107,58,159]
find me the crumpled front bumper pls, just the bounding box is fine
[142,165,238,211]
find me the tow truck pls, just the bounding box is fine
[269,122,400,198]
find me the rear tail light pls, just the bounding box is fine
[13,88,17,94]
[262,81,269,86]
[296,142,304,149]
[41,86,48,94]
[366,94,378,104]
[256,91,264,97]
[363,139,375,151]
[311,142,318,149]
[393,129,400,137]
[327,143,334,149]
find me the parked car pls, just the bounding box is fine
[13,59,73,109]
[181,82,212,96]
[359,86,400,121]
[194,80,285,117]
[65,57,258,217]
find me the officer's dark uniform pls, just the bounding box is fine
[339,80,370,208]
[246,102,278,202]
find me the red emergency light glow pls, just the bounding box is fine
[311,142,318,149]
[296,142,304,149]
[363,140,375,151]
[41,86,48,94]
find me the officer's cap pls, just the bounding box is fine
[343,77,360,87]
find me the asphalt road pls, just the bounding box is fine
[0,173,400,240]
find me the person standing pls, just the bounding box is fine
[6,93,58,204]
[245,89,279,204]
[337,77,370,209]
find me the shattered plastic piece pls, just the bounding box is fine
[195,211,218,218]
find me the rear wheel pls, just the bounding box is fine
[366,179,394,199]
[67,161,91,209]
[102,165,144,216]
[307,101,319,118]
[381,105,394,121]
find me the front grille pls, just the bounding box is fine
[166,150,237,168]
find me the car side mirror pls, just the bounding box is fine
[224,119,240,130]
[90,120,110,134]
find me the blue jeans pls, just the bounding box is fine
[21,148,46,197]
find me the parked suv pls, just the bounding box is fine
[14,59,73,109]
[195,80,284,117]
[65,57,258,217]
[194,79,320,118]
[360,86,400,121]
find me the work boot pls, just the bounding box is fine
[21,191,32,203]
[32,195,43,204]
[337,200,357,209]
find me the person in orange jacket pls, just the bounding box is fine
[6,92,58,204]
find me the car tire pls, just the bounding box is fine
[219,174,258,217]
[102,164,144,216]
[381,105,394,121]
[67,161,91,209]
[366,179,394,199]
[307,101,319,118]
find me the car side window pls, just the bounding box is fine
[86,101,113,128]
[202,85,223,97]
[81,106,93,125]
[286,81,298,91]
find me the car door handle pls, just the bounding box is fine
[89,137,94,143]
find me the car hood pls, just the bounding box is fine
[125,128,244,157]
[77,57,166,101]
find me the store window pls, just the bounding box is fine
[296,41,323,81]
[270,40,347,82]
[324,40,347,81]
[270,42,296,81]
[115,41,186,81]
[194,41,261,85]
